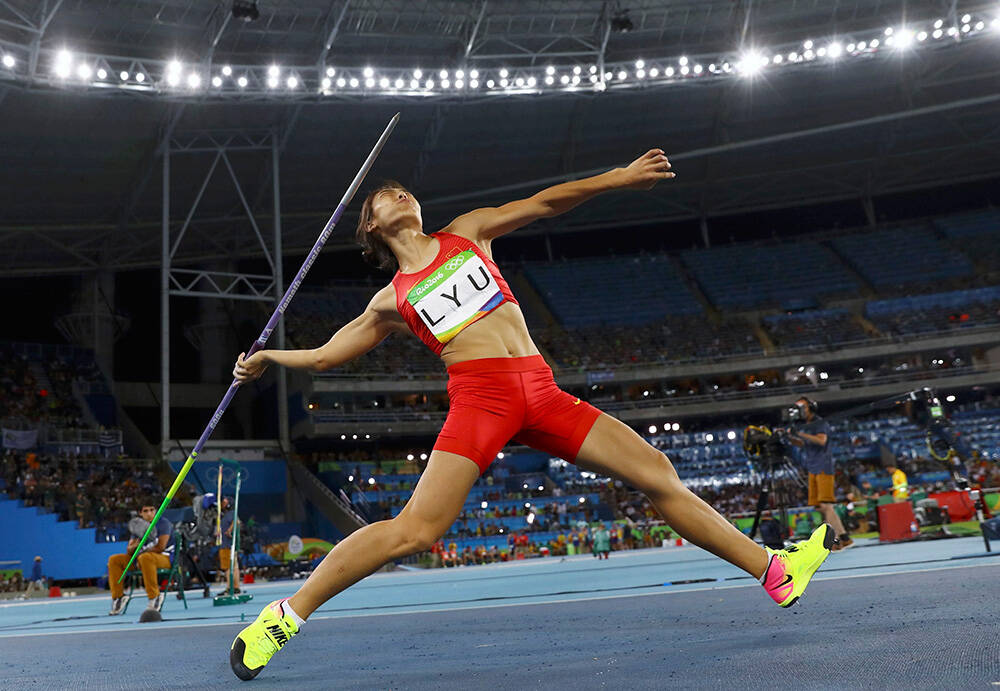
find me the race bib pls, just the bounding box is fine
[406,250,505,343]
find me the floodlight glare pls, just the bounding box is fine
[571,75,580,85]
[499,78,508,87]
[2,55,14,69]
[409,78,418,88]
[349,77,359,87]
[412,68,422,79]
[499,67,509,78]
[187,73,201,88]
[394,77,403,88]
[364,77,374,88]
[739,52,764,76]
[526,76,535,87]
[119,70,129,81]
[455,69,464,79]
[166,72,180,86]
[337,77,346,87]
[961,13,971,24]
[803,39,813,49]
[665,66,675,76]
[817,46,827,57]
[267,76,278,88]
[827,42,843,58]
[895,29,915,48]
[680,65,689,75]
[649,67,659,77]
[635,59,644,69]
[135,72,145,83]
[325,66,335,77]
[470,79,478,88]
[97,68,107,79]
[441,78,450,88]
[470,70,478,78]
[77,64,92,79]
[237,75,248,87]
[679,56,688,66]
[287,76,298,88]
[379,77,389,88]
[267,65,279,77]
[363,66,374,78]
[439,69,448,79]
[321,77,331,88]
[54,50,72,78]
[773,54,783,63]
[223,65,233,76]
[617,69,627,80]
[167,60,181,74]
[693,63,703,74]
[545,75,554,85]
[514,77,524,86]
[486,79,495,88]
[636,68,645,78]
[560,74,569,84]
[212,75,222,87]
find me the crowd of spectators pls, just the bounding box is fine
[0,450,169,540]
[0,345,87,429]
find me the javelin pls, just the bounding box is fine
[119,112,401,581]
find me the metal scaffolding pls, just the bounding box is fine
[160,127,289,451]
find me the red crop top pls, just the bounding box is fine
[391,232,519,355]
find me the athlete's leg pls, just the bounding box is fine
[574,414,769,579]
[288,451,479,618]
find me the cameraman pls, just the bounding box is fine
[786,397,853,551]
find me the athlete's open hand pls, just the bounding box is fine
[619,149,675,190]
[233,351,268,384]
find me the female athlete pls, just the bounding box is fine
[229,149,834,680]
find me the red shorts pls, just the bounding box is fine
[433,355,602,473]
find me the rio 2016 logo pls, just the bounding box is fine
[444,255,466,272]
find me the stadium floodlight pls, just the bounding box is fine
[325,66,335,77]
[961,23,971,33]
[727,431,737,440]
[589,74,598,83]
[617,69,627,80]
[237,75,248,87]
[571,75,580,85]
[439,69,448,79]
[363,66,374,78]
[267,65,279,78]
[803,39,813,49]
[604,70,613,80]
[787,51,798,61]
[349,77,359,87]
[321,77,331,88]
[773,53,783,63]
[665,66,675,76]
[499,67,509,78]
[96,68,107,79]
[365,77,375,88]
[514,76,524,87]
[961,13,971,24]
[846,42,856,52]
[679,56,688,66]
[870,38,880,48]
[267,76,278,88]
[187,73,201,89]
[739,52,764,76]
[486,79,495,88]
[379,77,389,88]
[803,49,815,59]
[167,72,180,86]
[917,31,928,41]
[934,19,944,29]
[441,78,450,88]
[367,477,375,485]
[827,42,843,58]
[974,21,984,31]
[135,72,145,83]
[212,75,222,87]
[2,54,14,69]
[364,434,370,439]
[424,79,433,89]
[222,65,232,77]
[412,68,422,79]
[672,423,680,431]
[560,74,569,84]
[456,79,464,88]
[544,75,554,85]
[817,46,827,57]
[896,29,915,48]
[693,63,703,74]
[648,425,657,433]
[470,79,478,88]
[497,452,504,459]
[119,70,129,81]
[857,41,867,50]
[394,77,403,88]
[636,68,645,78]
[410,78,418,88]
[77,63,92,80]
[54,50,72,78]
[947,26,959,36]
[470,69,478,78]
[455,69,464,79]
[649,67,659,77]
[526,76,535,87]
[287,76,298,88]
[420,453,428,460]
[705,433,714,442]
[407,454,414,461]
[635,59,645,69]
[884,27,894,36]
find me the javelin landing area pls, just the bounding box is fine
[1,537,997,689]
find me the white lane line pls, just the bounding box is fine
[2,558,996,639]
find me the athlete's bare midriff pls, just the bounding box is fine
[438,301,540,367]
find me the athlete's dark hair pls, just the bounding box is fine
[355,179,409,273]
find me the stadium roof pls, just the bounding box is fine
[1,0,999,273]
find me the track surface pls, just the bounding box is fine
[1,537,998,689]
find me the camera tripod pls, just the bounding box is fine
[748,455,806,549]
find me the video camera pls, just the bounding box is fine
[742,425,792,462]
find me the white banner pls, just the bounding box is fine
[2,428,38,450]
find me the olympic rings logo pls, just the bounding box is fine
[444,255,466,271]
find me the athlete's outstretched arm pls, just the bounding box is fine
[232,286,405,381]
[449,149,675,242]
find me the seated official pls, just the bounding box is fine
[107,499,173,615]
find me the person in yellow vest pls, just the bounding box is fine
[886,464,909,502]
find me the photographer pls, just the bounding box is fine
[786,397,853,551]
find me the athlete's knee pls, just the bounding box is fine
[389,515,447,556]
[641,451,685,499]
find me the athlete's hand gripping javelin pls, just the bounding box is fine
[617,149,675,190]
[233,351,267,383]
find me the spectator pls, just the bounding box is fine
[107,499,173,615]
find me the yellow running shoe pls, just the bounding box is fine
[761,523,834,608]
[230,598,299,680]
